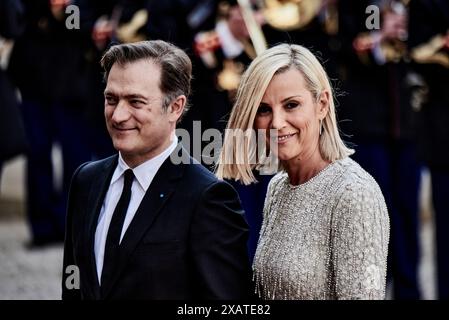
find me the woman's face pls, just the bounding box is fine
[254,67,328,163]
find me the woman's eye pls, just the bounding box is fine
[285,102,299,109]
[257,105,271,115]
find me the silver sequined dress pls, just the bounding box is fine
[253,157,390,300]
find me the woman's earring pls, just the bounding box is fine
[319,120,323,136]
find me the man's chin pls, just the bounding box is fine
[112,142,135,155]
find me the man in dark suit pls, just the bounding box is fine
[61,40,251,300]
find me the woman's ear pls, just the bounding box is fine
[317,90,330,120]
[168,95,186,123]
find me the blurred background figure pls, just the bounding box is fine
[7,0,93,247]
[336,0,422,299]
[0,0,27,182]
[74,0,120,160]
[408,0,449,300]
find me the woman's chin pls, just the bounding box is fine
[277,152,298,163]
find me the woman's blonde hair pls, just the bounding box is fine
[215,43,354,185]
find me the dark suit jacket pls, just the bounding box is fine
[62,147,252,300]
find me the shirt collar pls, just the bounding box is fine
[110,135,178,191]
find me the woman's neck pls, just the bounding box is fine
[283,149,330,186]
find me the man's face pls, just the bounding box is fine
[104,59,175,167]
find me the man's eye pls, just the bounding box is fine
[257,105,271,115]
[130,100,146,107]
[106,97,117,105]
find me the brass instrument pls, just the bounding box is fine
[380,38,408,63]
[100,5,149,45]
[217,60,245,91]
[410,31,449,68]
[115,9,149,44]
[380,0,409,63]
[260,0,323,31]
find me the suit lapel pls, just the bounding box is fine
[84,155,117,300]
[100,147,187,299]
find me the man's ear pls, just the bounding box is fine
[167,95,186,123]
[317,90,330,120]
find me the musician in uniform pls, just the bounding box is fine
[408,0,449,300]
[336,0,421,299]
[8,0,92,247]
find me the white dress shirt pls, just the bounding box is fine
[94,136,178,283]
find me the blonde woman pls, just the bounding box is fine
[216,44,390,300]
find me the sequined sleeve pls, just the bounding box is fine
[258,173,283,239]
[262,173,283,219]
[331,181,390,300]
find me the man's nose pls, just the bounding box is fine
[111,101,131,123]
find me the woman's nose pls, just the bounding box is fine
[271,110,286,130]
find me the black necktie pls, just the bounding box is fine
[101,169,134,288]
